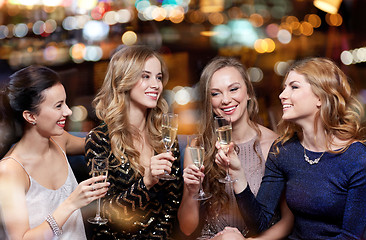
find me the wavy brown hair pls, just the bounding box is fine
[274,57,365,154]
[198,56,261,216]
[93,45,169,176]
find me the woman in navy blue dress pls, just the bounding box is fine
[215,57,366,239]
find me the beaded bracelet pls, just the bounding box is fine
[45,214,63,236]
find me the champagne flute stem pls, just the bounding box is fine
[96,198,101,218]
[198,175,203,195]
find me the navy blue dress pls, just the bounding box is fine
[235,136,366,239]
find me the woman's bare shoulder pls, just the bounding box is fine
[0,156,28,185]
[258,125,279,143]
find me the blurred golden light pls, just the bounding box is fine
[200,0,224,13]
[200,31,218,37]
[122,31,137,45]
[279,22,292,33]
[314,0,342,14]
[188,10,206,24]
[170,8,184,24]
[208,12,224,25]
[254,39,266,53]
[43,5,57,13]
[70,43,86,61]
[326,13,342,26]
[285,16,299,25]
[265,38,275,52]
[300,21,313,36]
[7,5,20,16]
[249,13,264,27]
[152,7,167,21]
[306,14,321,28]
[228,6,242,19]
[290,21,301,36]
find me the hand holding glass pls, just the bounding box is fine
[87,157,108,225]
[214,116,236,183]
[160,113,178,180]
[188,134,212,200]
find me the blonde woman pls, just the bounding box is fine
[178,57,293,239]
[225,57,366,239]
[85,45,183,239]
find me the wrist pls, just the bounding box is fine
[143,176,156,190]
[233,178,247,194]
[60,198,77,215]
[230,168,245,180]
[45,214,63,236]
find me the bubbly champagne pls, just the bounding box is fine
[162,126,178,149]
[189,146,204,168]
[217,125,232,153]
[92,170,108,183]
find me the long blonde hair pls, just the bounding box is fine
[198,56,261,216]
[93,45,169,176]
[274,57,365,153]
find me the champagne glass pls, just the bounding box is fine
[214,116,236,183]
[159,113,178,180]
[87,157,108,225]
[187,134,212,201]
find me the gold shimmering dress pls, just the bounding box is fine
[85,123,183,240]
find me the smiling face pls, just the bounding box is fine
[209,66,250,124]
[279,70,321,126]
[129,56,163,112]
[33,83,72,136]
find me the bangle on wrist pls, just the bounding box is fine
[45,214,63,236]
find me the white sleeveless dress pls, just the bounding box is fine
[2,139,87,240]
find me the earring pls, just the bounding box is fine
[32,122,36,125]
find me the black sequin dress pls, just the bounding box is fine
[85,123,183,240]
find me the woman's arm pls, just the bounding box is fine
[85,128,182,230]
[233,152,286,237]
[177,147,202,235]
[331,154,366,239]
[247,193,294,240]
[0,158,107,240]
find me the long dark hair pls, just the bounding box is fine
[0,65,61,157]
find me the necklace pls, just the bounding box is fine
[303,147,325,165]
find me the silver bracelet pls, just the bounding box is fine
[45,214,63,236]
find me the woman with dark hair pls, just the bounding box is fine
[178,56,293,239]
[85,45,183,239]
[0,65,109,240]
[218,57,366,239]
